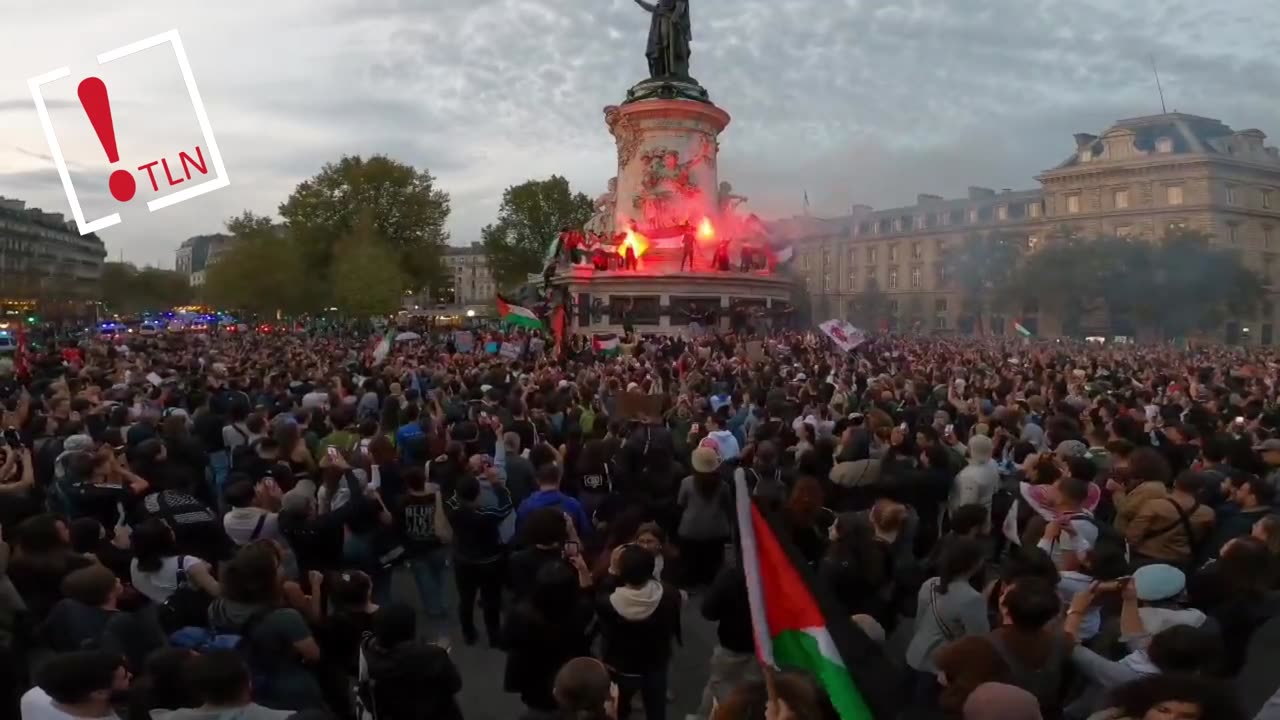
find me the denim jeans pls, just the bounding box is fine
[208,450,230,510]
[614,668,668,720]
[407,547,450,632]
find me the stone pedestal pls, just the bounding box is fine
[605,99,731,236]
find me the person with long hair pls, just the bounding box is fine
[130,518,219,607]
[784,475,828,568]
[6,513,95,622]
[820,512,891,626]
[905,537,990,706]
[207,543,325,711]
[1094,674,1245,720]
[504,561,596,714]
[676,447,732,587]
[1187,535,1280,674]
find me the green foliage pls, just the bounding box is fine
[100,262,192,313]
[279,155,450,291]
[1008,227,1264,339]
[482,176,593,288]
[203,216,308,316]
[848,277,891,330]
[331,214,405,317]
[941,231,1029,334]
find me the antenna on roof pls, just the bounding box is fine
[1150,55,1168,114]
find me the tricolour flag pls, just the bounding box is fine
[1013,320,1033,337]
[496,295,543,330]
[735,474,897,720]
[592,333,620,357]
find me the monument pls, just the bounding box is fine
[544,0,794,336]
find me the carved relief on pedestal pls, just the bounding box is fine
[605,105,644,169]
[585,177,618,236]
[631,140,715,230]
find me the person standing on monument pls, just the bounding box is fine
[681,224,696,271]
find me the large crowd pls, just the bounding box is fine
[2,325,1280,720]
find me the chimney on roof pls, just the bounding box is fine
[916,194,943,205]
[0,199,25,212]
[967,186,995,200]
[1074,133,1097,149]
[1001,188,1012,194]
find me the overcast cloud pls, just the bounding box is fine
[1,0,1278,267]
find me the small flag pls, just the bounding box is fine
[735,474,896,720]
[496,295,543,330]
[1013,320,1033,337]
[592,333,620,357]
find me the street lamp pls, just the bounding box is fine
[466,309,476,318]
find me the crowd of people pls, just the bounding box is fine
[1,324,1280,720]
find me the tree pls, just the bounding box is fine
[332,214,405,317]
[941,230,1028,334]
[849,278,891,330]
[99,262,192,313]
[279,155,450,293]
[204,213,308,316]
[482,176,593,289]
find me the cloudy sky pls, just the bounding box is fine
[1,0,1277,267]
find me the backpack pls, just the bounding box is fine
[157,556,215,634]
[169,607,274,693]
[740,467,786,513]
[1064,511,1131,565]
[1138,498,1205,568]
[987,632,1068,711]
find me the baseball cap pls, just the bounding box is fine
[1133,563,1186,602]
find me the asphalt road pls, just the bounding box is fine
[384,565,720,720]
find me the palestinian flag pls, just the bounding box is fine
[496,295,543,330]
[1013,319,1033,338]
[592,333,620,357]
[735,474,896,720]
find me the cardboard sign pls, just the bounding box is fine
[616,391,664,420]
[818,319,867,353]
[499,341,522,360]
[484,341,500,354]
[745,340,765,363]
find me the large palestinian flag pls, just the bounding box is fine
[496,295,543,330]
[734,475,896,720]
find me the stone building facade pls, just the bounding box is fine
[0,196,107,302]
[779,112,1280,343]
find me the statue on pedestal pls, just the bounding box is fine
[585,177,618,237]
[633,0,691,79]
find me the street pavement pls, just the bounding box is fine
[385,565,719,720]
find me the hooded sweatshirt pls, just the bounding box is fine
[151,705,292,720]
[359,636,462,720]
[596,577,682,674]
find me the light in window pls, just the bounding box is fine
[1167,185,1184,206]
[1114,189,1129,209]
[1066,194,1081,213]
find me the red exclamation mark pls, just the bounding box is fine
[77,77,135,203]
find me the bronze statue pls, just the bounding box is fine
[634,0,691,79]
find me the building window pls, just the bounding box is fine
[910,266,922,289]
[1156,137,1173,153]
[938,212,949,227]
[889,300,900,314]
[1028,201,1041,218]
[1265,226,1274,249]
[1066,193,1081,214]
[822,249,831,268]
[934,315,948,330]
[1114,189,1129,209]
[1028,235,1040,251]
[888,268,898,290]
[888,244,898,263]
[846,273,858,291]
[1227,184,1238,205]
[950,209,964,225]
[1116,225,1132,238]
[997,205,1008,221]
[967,208,978,223]
[916,216,927,230]
[867,247,877,264]
[1264,189,1273,210]
[1167,185,1184,206]
[1228,223,1241,244]
[823,274,832,291]
[848,248,858,266]
[911,242,922,260]
[934,298,948,313]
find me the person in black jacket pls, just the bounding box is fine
[696,565,760,717]
[503,560,595,713]
[596,544,682,720]
[359,603,462,720]
[278,466,367,575]
[444,472,513,646]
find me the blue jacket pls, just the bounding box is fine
[516,489,590,537]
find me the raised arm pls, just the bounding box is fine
[634,0,657,12]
